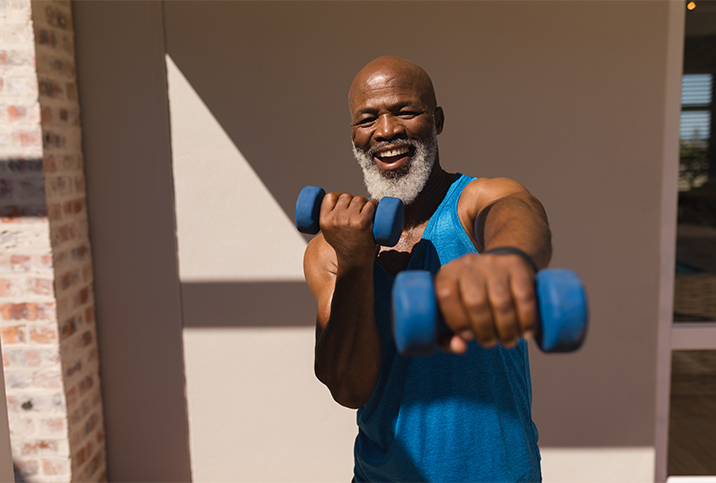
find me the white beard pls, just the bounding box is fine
[352,127,438,206]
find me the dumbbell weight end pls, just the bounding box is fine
[535,269,588,353]
[295,186,326,235]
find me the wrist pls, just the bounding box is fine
[482,246,539,273]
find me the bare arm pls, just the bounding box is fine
[436,177,552,352]
[304,193,382,409]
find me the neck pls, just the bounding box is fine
[403,158,455,228]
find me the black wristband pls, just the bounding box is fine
[482,246,539,273]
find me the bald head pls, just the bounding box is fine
[349,56,438,115]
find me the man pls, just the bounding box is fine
[304,56,551,482]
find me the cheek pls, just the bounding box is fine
[406,120,433,138]
[352,131,370,150]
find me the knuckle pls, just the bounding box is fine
[464,294,488,314]
[491,297,513,315]
[514,288,535,306]
[325,191,340,202]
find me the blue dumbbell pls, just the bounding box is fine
[295,186,404,247]
[392,268,588,356]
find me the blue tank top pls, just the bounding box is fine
[354,174,541,483]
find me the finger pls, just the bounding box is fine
[320,191,341,217]
[435,269,474,343]
[360,198,379,217]
[436,331,468,354]
[348,195,368,211]
[334,192,353,211]
[510,273,537,340]
[460,275,498,348]
[448,335,469,354]
[486,274,520,348]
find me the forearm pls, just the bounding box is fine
[314,262,382,409]
[477,194,552,269]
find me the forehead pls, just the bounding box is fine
[350,70,430,112]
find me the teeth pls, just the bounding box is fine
[378,146,409,158]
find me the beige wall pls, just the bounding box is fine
[74,1,681,481]
[73,2,191,480]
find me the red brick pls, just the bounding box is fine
[17,131,41,147]
[72,287,90,308]
[20,439,59,456]
[41,106,53,123]
[66,386,77,409]
[85,306,94,323]
[43,458,70,476]
[29,325,58,343]
[41,254,53,268]
[0,302,55,321]
[33,371,61,389]
[0,279,14,296]
[3,348,42,367]
[44,154,57,172]
[60,316,77,339]
[41,418,65,433]
[31,278,53,295]
[1,325,26,344]
[0,304,12,320]
[80,330,92,347]
[75,446,86,466]
[48,203,62,221]
[78,375,93,395]
[11,255,30,272]
[9,416,35,434]
[25,349,42,367]
[8,105,26,120]
[69,407,81,425]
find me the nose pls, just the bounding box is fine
[374,113,405,142]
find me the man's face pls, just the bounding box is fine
[349,70,442,204]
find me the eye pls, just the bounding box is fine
[355,116,376,126]
[398,110,420,118]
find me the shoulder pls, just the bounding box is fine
[459,177,532,218]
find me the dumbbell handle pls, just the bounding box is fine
[295,186,404,247]
[392,268,588,356]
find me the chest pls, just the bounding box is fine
[376,223,428,276]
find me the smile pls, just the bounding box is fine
[376,146,410,159]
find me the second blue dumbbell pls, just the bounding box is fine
[392,268,589,356]
[295,186,405,247]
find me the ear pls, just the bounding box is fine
[434,106,445,134]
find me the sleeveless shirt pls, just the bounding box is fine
[353,174,541,482]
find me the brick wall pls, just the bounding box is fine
[0,0,105,480]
